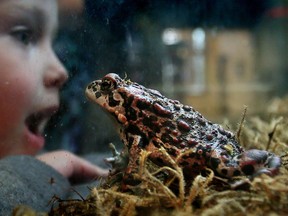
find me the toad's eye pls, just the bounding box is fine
[10,26,35,46]
[101,78,116,92]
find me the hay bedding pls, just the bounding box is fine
[14,98,288,216]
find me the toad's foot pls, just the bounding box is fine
[104,143,129,173]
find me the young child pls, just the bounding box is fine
[0,0,107,213]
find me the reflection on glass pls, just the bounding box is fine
[191,28,205,51]
[162,28,181,45]
[161,28,206,96]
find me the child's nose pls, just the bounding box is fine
[44,51,68,88]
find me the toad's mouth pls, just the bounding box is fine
[25,107,58,135]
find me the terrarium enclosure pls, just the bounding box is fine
[46,0,288,155]
[13,0,288,215]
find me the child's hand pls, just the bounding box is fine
[37,150,108,183]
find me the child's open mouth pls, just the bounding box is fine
[25,113,48,135]
[25,107,58,136]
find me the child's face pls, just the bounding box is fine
[0,0,68,157]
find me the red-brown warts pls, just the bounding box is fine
[206,134,214,141]
[172,137,180,144]
[187,139,198,146]
[197,149,203,155]
[171,129,180,136]
[177,120,191,132]
[153,102,172,117]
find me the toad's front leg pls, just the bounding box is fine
[209,149,281,179]
[122,135,143,180]
[108,134,147,190]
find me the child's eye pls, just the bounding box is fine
[10,26,35,46]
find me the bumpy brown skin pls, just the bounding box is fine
[85,73,281,180]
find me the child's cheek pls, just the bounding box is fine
[0,77,36,121]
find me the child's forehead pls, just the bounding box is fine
[0,0,58,19]
[0,0,58,31]
[0,0,57,7]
